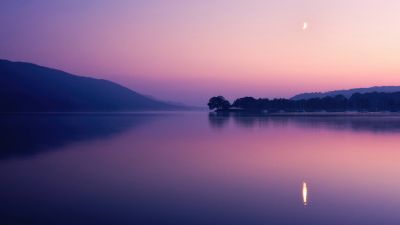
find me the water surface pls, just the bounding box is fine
[1,112,400,225]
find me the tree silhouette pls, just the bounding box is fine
[208,92,400,112]
[207,96,231,111]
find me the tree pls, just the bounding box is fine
[207,96,231,111]
[209,92,400,112]
[232,97,259,110]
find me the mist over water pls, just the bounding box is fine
[1,112,400,225]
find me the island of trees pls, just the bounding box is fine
[208,92,400,112]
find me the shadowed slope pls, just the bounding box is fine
[0,59,183,112]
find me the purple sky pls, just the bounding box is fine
[1,0,400,105]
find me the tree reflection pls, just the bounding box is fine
[208,112,400,133]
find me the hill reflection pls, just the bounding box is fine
[209,112,400,133]
[0,113,160,160]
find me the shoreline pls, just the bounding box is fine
[211,111,400,117]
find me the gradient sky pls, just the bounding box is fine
[1,0,400,105]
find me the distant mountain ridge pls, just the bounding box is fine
[0,59,185,112]
[291,86,400,100]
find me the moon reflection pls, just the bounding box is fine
[302,22,308,30]
[302,181,308,205]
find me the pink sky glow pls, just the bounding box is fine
[1,0,400,105]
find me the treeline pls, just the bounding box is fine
[208,92,400,112]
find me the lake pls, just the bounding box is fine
[1,112,400,225]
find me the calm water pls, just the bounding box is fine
[1,112,400,225]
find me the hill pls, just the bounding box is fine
[0,59,184,112]
[291,86,400,100]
